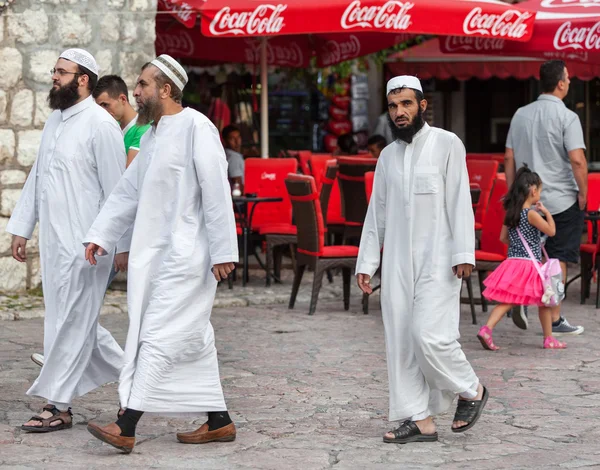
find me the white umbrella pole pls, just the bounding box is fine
[260,37,269,159]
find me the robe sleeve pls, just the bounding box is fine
[6,157,40,239]
[92,121,132,253]
[192,122,239,266]
[445,136,475,268]
[355,160,386,277]
[83,157,140,255]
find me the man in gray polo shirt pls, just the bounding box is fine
[505,60,586,336]
[222,124,245,192]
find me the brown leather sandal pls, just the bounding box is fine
[21,405,73,433]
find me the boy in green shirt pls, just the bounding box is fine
[93,75,151,167]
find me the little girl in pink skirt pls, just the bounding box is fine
[477,166,566,350]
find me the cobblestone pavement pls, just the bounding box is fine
[1,271,600,469]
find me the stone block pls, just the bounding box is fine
[1,189,21,217]
[108,0,125,7]
[30,49,59,85]
[0,218,10,254]
[0,48,23,88]
[7,9,49,45]
[96,50,113,75]
[121,20,138,45]
[0,90,7,124]
[56,12,91,46]
[131,0,150,10]
[0,170,26,186]
[143,19,156,45]
[9,89,34,127]
[17,130,42,167]
[100,15,120,43]
[119,52,146,87]
[0,256,27,291]
[0,129,15,165]
[34,92,52,127]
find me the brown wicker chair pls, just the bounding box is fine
[261,160,338,286]
[337,157,377,243]
[286,174,358,315]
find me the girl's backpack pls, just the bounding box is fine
[517,228,565,307]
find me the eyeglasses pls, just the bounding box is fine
[50,68,82,77]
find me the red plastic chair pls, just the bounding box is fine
[244,158,298,232]
[365,171,374,203]
[310,154,345,241]
[474,177,508,312]
[286,173,358,315]
[297,150,312,175]
[579,173,600,306]
[467,159,500,231]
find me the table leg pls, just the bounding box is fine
[243,227,249,286]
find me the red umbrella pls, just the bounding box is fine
[441,0,600,64]
[158,0,537,157]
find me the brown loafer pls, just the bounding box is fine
[176,422,236,444]
[87,422,135,454]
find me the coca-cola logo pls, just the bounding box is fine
[443,36,506,52]
[320,35,361,66]
[209,4,286,36]
[159,0,196,28]
[541,0,600,8]
[553,21,600,51]
[155,30,195,57]
[244,39,304,67]
[463,7,532,39]
[341,1,413,31]
[261,172,276,181]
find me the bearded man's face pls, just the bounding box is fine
[386,88,426,144]
[48,59,82,111]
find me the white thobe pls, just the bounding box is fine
[84,108,239,414]
[356,123,479,422]
[6,96,127,404]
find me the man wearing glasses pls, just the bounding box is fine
[7,49,128,433]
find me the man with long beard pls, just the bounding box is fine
[83,55,239,454]
[356,76,487,444]
[7,49,128,432]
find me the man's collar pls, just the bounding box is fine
[537,94,564,105]
[122,114,138,135]
[61,95,94,121]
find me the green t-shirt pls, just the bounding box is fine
[123,120,151,154]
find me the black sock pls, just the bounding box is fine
[552,317,563,327]
[207,411,232,431]
[115,408,144,437]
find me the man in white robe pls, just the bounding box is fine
[7,49,127,432]
[356,76,488,444]
[84,55,239,454]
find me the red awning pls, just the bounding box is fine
[388,37,600,80]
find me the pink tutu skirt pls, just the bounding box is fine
[483,258,544,307]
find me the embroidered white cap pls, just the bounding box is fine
[386,75,422,95]
[59,49,99,76]
[150,54,188,91]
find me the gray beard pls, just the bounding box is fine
[137,98,162,126]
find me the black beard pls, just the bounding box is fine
[137,95,162,126]
[387,108,425,144]
[48,76,81,111]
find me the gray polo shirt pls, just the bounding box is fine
[225,148,245,183]
[506,94,585,215]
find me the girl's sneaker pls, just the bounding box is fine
[477,326,499,351]
[543,336,567,349]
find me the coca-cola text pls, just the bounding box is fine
[463,7,532,39]
[554,21,600,51]
[341,1,413,31]
[320,35,361,66]
[209,4,286,36]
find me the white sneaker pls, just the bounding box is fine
[31,353,44,367]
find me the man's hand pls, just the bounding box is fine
[114,252,129,272]
[357,273,373,294]
[578,193,587,211]
[453,264,473,279]
[84,243,107,266]
[11,236,28,262]
[212,262,235,282]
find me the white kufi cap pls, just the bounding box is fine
[386,75,422,95]
[150,54,188,91]
[59,48,98,76]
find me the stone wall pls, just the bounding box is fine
[0,0,157,292]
